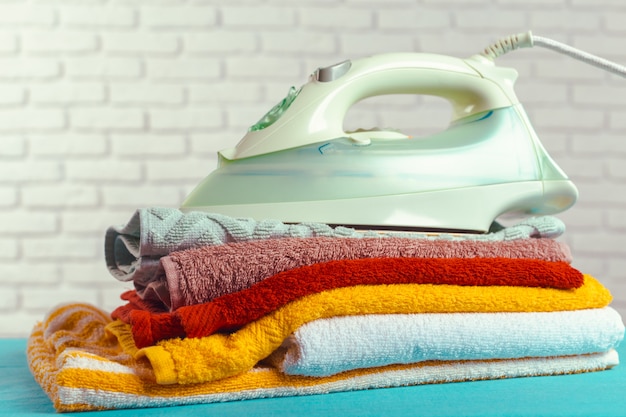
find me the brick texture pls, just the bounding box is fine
[2,0,626,337]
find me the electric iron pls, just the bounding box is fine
[181,31,625,233]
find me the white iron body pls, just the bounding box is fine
[181,53,578,233]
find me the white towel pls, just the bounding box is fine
[270,308,625,377]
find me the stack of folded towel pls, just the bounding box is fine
[27,207,625,412]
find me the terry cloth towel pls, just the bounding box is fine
[28,303,619,413]
[111,257,585,347]
[139,236,573,310]
[267,308,625,377]
[104,207,566,283]
[106,275,612,385]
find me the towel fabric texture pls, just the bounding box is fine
[141,237,574,310]
[106,275,612,385]
[111,257,585,348]
[24,208,623,413]
[104,207,566,284]
[27,303,620,413]
[268,308,625,377]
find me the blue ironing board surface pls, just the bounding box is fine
[3,338,626,417]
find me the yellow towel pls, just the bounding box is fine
[106,275,612,385]
[27,303,619,413]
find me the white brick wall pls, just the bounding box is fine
[2,0,626,337]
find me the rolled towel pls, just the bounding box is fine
[139,236,573,310]
[111,257,585,347]
[267,308,625,377]
[106,274,612,385]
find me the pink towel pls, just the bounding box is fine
[137,236,572,310]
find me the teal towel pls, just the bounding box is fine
[104,207,566,283]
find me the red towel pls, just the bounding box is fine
[111,257,583,349]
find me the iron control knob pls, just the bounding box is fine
[316,60,352,82]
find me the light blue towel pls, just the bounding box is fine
[270,307,625,377]
[104,207,566,283]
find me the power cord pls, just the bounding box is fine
[480,30,626,78]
